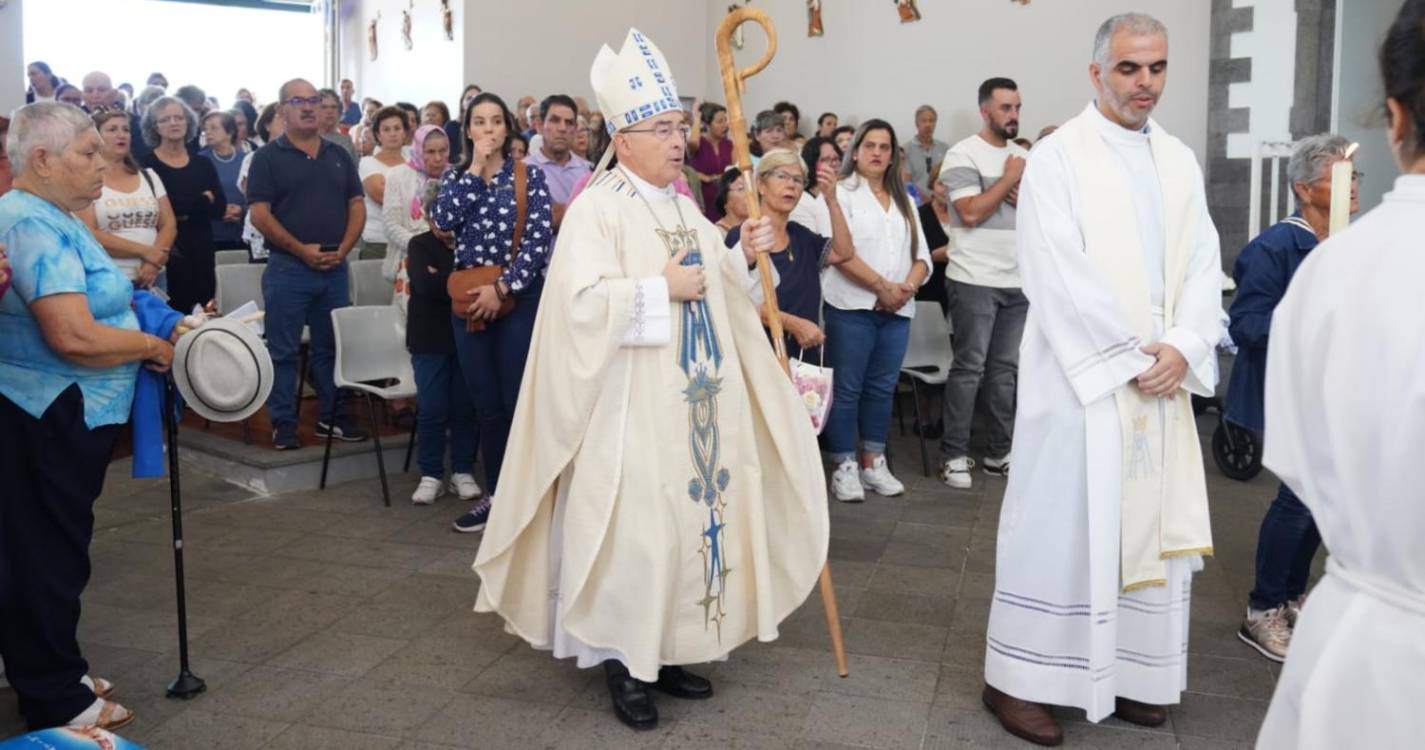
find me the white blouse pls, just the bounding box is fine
[821,176,931,318]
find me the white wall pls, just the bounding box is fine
[1,0,25,113]
[341,0,464,110]
[462,1,710,113]
[1336,0,1405,212]
[702,0,1211,161]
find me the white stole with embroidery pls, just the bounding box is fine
[1058,114,1214,591]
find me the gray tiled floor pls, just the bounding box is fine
[0,419,1289,748]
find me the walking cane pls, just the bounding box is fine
[162,375,206,699]
[716,7,849,678]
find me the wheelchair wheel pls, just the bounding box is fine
[1212,421,1263,481]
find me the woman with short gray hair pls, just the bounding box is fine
[0,101,172,732]
[1227,132,1358,664]
[141,96,225,312]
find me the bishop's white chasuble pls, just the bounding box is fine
[472,169,830,682]
[984,104,1224,721]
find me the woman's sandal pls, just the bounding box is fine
[84,676,115,700]
[92,700,135,732]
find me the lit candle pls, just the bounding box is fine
[1328,142,1360,237]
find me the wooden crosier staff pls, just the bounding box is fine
[716,6,850,679]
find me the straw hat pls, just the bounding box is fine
[172,318,272,423]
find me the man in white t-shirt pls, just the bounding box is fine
[937,77,1030,489]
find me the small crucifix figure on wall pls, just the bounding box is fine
[367,11,380,61]
[442,0,454,40]
[807,0,824,37]
[401,1,414,50]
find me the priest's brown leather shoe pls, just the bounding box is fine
[1113,696,1168,727]
[982,685,1064,746]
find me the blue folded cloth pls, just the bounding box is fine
[131,290,183,478]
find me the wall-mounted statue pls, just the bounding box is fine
[442,0,454,41]
[368,11,380,61]
[807,0,824,37]
[401,1,414,51]
[896,0,921,23]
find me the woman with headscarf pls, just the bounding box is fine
[1,101,173,733]
[382,124,451,282]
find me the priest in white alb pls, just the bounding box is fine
[980,14,1224,746]
[471,29,830,732]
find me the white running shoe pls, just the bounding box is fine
[411,476,444,505]
[1285,594,1307,627]
[450,473,484,501]
[940,456,975,489]
[983,454,1010,477]
[830,460,865,503]
[859,456,905,497]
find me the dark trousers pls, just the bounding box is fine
[166,242,216,314]
[262,251,349,430]
[411,352,479,479]
[939,280,1027,460]
[450,280,541,494]
[0,386,117,728]
[1248,483,1322,611]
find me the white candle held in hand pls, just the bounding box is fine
[1328,143,1360,237]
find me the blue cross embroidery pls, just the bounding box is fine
[628,75,644,90]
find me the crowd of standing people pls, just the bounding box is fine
[2,1,1423,742]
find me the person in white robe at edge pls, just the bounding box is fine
[980,13,1224,746]
[470,28,831,733]
[1256,1,1425,747]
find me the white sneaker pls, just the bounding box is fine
[411,476,444,505]
[451,473,484,501]
[830,460,865,503]
[940,456,975,489]
[983,454,1010,477]
[1285,594,1307,627]
[859,456,905,497]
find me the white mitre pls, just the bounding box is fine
[590,28,681,135]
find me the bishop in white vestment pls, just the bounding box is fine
[471,29,829,731]
[981,14,1224,746]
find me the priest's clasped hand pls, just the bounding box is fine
[665,248,706,302]
[740,215,776,265]
[1136,342,1188,397]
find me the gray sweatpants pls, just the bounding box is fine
[939,279,1028,460]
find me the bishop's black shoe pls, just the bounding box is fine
[650,665,714,700]
[603,660,658,731]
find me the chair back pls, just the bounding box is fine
[901,301,953,371]
[215,249,249,266]
[215,264,266,315]
[349,258,393,307]
[331,305,415,394]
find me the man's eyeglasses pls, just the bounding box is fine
[284,96,322,107]
[622,122,691,141]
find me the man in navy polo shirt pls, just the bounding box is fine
[247,78,369,450]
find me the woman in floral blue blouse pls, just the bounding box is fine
[435,92,553,533]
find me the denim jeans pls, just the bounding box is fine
[823,306,911,463]
[261,251,348,430]
[450,279,542,494]
[411,353,478,479]
[1248,482,1322,610]
[940,280,1027,460]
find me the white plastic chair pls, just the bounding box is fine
[900,301,954,476]
[348,258,393,307]
[214,263,265,314]
[320,305,417,506]
[215,249,249,267]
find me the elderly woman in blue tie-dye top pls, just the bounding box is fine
[0,102,178,733]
